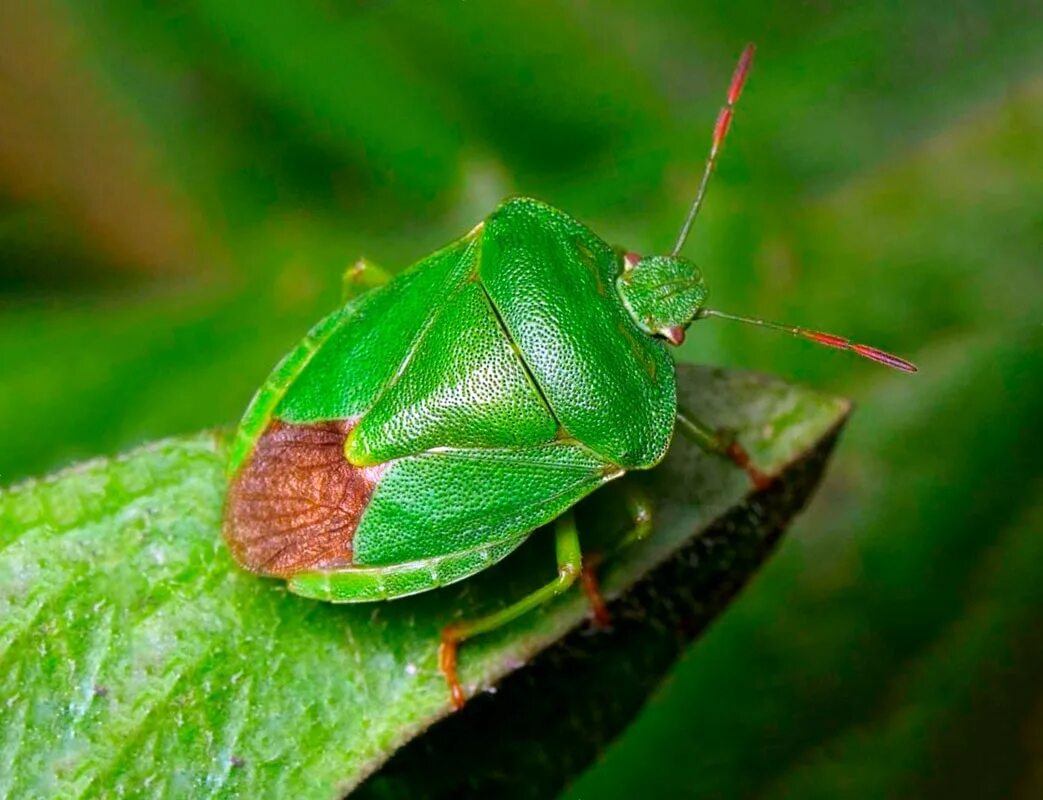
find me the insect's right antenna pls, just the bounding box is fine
[671,43,756,257]
[695,308,918,372]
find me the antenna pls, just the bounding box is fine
[696,309,918,372]
[671,43,756,257]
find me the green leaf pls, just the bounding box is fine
[0,366,846,799]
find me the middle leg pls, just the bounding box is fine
[582,484,657,630]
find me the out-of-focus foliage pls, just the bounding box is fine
[0,1,1040,797]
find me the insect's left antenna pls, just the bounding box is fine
[671,43,756,257]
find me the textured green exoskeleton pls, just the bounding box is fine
[223,45,916,707]
[227,196,677,590]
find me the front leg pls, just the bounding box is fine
[675,404,772,490]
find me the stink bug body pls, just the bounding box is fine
[224,45,915,708]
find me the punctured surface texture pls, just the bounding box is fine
[480,198,676,469]
[225,197,676,585]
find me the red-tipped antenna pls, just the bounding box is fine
[671,43,756,257]
[697,308,918,373]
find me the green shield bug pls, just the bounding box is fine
[223,44,916,709]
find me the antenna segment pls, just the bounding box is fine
[668,45,917,374]
[696,308,918,372]
[671,43,756,257]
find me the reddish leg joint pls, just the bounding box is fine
[580,553,612,629]
[726,441,773,491]
[438,627,466,710]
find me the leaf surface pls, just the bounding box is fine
[0,366,846,799]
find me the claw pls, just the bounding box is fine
[725,441,774,491]
[438,628,466,710]
[580,553,612,629]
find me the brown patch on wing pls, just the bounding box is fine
[224,419,386,578]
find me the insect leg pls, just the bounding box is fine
[675,404,772,490]
[341,257,392,302]
[617,484,654,548]
[578,553,611,630]
[578,485,655,630]
[439,510,583,710]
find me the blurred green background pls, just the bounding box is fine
[1,1,1041,797]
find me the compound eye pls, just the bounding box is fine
[660,326,686,346]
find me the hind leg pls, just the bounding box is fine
[439,510,584,709]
